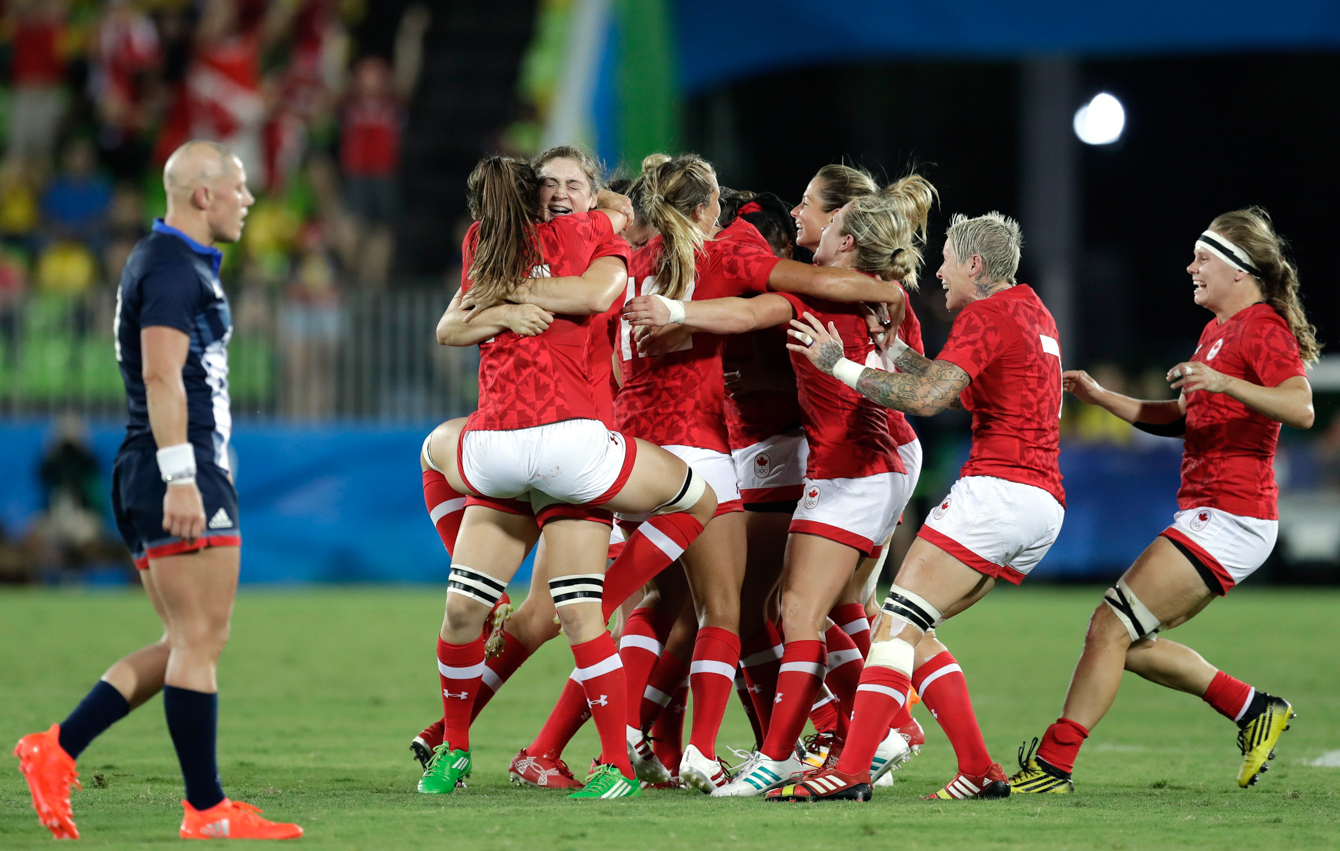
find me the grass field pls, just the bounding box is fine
[2,585,1338,849]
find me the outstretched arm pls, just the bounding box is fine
[623,292,791,335]
[768,259,902,307]
[885,346,964,409]
[786,312,969,417]
[1064,369,1185,424]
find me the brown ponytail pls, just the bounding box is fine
[638,154,718,300]
[839,173,939,289]
[1208,207,1320,365]
[812,163,878,212]
[465,156,543,308]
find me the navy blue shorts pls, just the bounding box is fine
[111,445,241,569]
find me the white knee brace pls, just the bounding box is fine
[866,636,916,676]
[548,574,605,609]
[880,584,944,634]
[422,432,444,474]
[1103,578,1161,642]
[655,467,706,515]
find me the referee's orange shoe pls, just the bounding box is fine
[13,723,81,840]
[180,798,303,840]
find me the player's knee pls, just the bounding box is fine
[1099,579,1161,645]
[655,465,715,521]
[867,635,916,676]
[913,630,946,667]
[879,584,944,636]
[548,573,604,638]
[444,565,505,634]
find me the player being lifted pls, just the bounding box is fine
[771,212,1066,802]
[13,142,302,840]
[1011,208,1315,794]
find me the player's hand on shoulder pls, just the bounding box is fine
[1166,361,1229,394]
[163,481,206,543]
[503,303,554,336]
[1062,370,1106,404]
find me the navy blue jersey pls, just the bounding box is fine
[115,220,233,470]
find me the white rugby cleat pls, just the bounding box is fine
[626,726,672,784]
[870,727,913,783]
[710,749,806,797]
[679,745,730,793]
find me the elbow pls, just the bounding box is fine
[1295,404,1315,430]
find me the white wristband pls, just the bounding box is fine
[885,334,909,360]
[832,357,866,389]
[156,443,197,484]
[652,293,686,325]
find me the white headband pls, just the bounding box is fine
[1196,231,1263,279]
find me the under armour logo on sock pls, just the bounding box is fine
[588,694,609,707]
[444,689,470,700]
[774,692,784,704]
[747,684,761,694]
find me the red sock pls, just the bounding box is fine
[639,651,689,731]
[423,471,466,555]
[824,624,864,721]
[913,651,993,777]
[835,666,910,775]
[572,633,634,780]
[761,640,826,760]
[687,626,741,760]
[528,671,591,756]
[469,630,532,721]
[417,718,444,749]
[618,608,673,727]
[810,690,838,733]
[739,623,783,733]
[736,670,765,748]
[650,684,688,773]
[437,636,484,751]
[1202,671,1256,722]
[601,513,705,619]
[1036,718,1090,774]
[888,694,914,734]
[830,602,871,657]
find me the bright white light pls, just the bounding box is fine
[1073,92,1125,145]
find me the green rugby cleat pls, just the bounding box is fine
[569,764,641,800]
[417,744,471,794]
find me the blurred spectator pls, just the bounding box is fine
[281,221,341,417]
[1318,412,1340,491]
[36,240,97,295]
[102,182,147,284]
[0,158,42,245]
[90,0,163,179]
[6,0,72,175]
[338,4,429,287]
[42,138,113,246]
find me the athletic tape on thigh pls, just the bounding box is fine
[880,584,944,632]
[548,573,605,609]
[421,432,443,474]
[447,565,506,606]
[866,637,915,676]
[655,467,707,515]
[1103,578,1161,642]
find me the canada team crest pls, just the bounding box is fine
[803,485,821,510]
[754,453,772,478]
[933,498,951,521]
[1189,509,1212,532]
[1206,339,1223,360]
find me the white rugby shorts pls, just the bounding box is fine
[917,475,1064,584]
[617,444,741,525]
[789,471,911,557]
[459,419,634,505]
[895,439,922,521]
[1160,507,1277,595]
[732,431,808,504]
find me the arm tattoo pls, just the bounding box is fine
[892,349,963,408]
[812,339,844,374]
[854,359,972,416]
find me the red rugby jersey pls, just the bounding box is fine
[1179,302,1306,520]
[778,292,903,480]
[463,212,628,431]
[935,285,1065,506]
[615,218,781,452]
[722,326,803,450]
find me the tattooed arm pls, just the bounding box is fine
[786,312,970,417]
[890,347,964,409]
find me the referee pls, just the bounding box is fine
[14,141,302,841]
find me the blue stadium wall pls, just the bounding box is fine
[0,421,1181,585]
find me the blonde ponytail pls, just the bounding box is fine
[839,173,939,290]
[638,154,718,300]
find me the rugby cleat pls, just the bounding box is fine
[417,744,471,794]
[626,726,672,784]
[1237,695,1294,788]
[569,763,641,799]
[765,768,872,803]
[925,762,1011,800]
[680,744,731,793]
[1009,739,1073,794]
[180,798,303,840]
[410,733,436,771]
[13,724,80,839]
[483,593,514,658]
[711,748,806,797]
[896,716,926,755]
[803,731,841,770]
[508,747,584,789]
[870,727,913,782]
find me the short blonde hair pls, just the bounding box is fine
[945,211,1022,284]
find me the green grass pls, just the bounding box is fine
[2,585,1338,849]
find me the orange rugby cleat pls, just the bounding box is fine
[180,798,303,840]
[13,723,81,840]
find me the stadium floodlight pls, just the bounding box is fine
[1073,92,1125,145]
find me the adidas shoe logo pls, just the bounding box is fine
[200,819,230,837]
[208,508,232,529]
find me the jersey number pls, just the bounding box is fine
[619,275,694,361]
[1040,334,1062,419]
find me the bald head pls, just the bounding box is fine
[161,140,254,245]
[163,140,240,195]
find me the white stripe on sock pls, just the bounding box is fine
[826,648,863,671]
[438,660,485,678]
[619,634,664,656]
[856,683,907,705]
[1233,687,1256,722]
[690,659,737,680]
[639,521,685,561]
[430,497,466,524]
[779,661,826,677]
[643,685,672,707]
[840,618,870,636]
[741,645,783,667]
[577,653,623,681]
[915,663,962,696]
[811,693,836,711]
[481,666,502,692]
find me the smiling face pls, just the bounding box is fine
[812,204,853,267]
[537,157,595,221]
[935,239,980,311]
[206,157,254,243]
[790,178,832,251]
[1186,237,1256,314]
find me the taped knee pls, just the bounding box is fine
[866,636,916,676]
[548,574,605,609]
[447,566,506,607]
[880,584,944,633]
[421,432,443,474]
[655,467,706,515]
[1103,579,1161,642]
